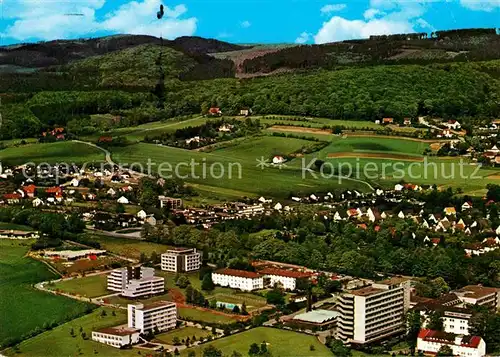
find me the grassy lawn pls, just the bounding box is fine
[50,275,109,298]
[178,307,240,324]
[181,327,332,356]
[0,222,33,231]
[3,308,138,357]
[154,326,211,345]
[90,235,169,259]
[0,240,94,348]
[0,141,104,165]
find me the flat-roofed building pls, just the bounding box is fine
[212,268,263,291]
[289,309,338,330]
[91,326,140,348]
[260,267,312,291]
[0,230,40,239]
[454,285,499,309]
[108,266,164,297]
[128,302,177,333]
[161,248,201,273]
[336,277,411,345]
[43,249,106,260]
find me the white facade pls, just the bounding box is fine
[336,278,411,344]
[260,268,311,291]
[417,330,486,357]
[128,302,177,333]
[122,276,165,298]
[108,266,164,297]
[212,269,263,291]
[91,327,140,348]
[161,248,202,273]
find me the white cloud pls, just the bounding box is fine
[320,4,347,15]
[314,16,413,43]
[240,20,251,28]
[415,18,435,31]
[460,0,500,11]
[314,0,434,44]
[363,8,384,19]
[295,32,311,44]
[4,0,197,41]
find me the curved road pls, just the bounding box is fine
[73,140,115,166]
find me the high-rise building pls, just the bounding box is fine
[127,302,177,333]
[161,248,202,273]
[336,277,411,345]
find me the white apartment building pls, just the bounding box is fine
[107,266,164,297]
[161,248,202,273]
[211,268,263,291]
[417,329,486,357]
[260,268,312,291]
[91,326,140,348]
[421,308,472,335]
[336,277,411,345]
[454,285,499,309]
[128,302,177,333]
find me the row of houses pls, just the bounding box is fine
[211,266,313,292]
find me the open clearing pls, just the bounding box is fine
[90,234,169,260]
[0,240,93,348]
[0,141,104,165]
[181,327,332,356]
[327,152,424,162]
[3,308,137,357]
[154,326,211,345]
[50,275,108,298]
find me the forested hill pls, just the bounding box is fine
[1,28,500,141]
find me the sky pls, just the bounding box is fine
[0,0,498,46]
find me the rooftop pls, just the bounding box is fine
[259,267,312,279]
[214,268,262,279]
[293,309,339,324]
[375,276,411,286]
[133,301,176,311]
[94,325,140,336]
[349,286,384,297]
[456,285,498,299]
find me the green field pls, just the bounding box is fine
[154,326,211,345]
[0,240,94,348]
[0,141,104,165]
[0,222,33,231]
[90,235,170,260]
[110,141,371,197]
[211,136,319,159]
[3,308,137,357]
[50,275,108,298]
[178,307,240,324]
[181,327,332,356]
[323,136,427,155]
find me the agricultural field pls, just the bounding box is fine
[0,141,104,165]
[154,326,211,345]
[210,136,320,159]
[110,142,372,197]
[49,275,109,298]
[181,327,332,356]
[3,308,137,357]
[0,240,94,348]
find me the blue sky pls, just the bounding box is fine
[0,0,499,46]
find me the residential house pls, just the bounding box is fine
[117,196,129,204]
[462,201,473,211]
[22,184,37,198]
[382,118,394,125]
[136,210,147,220]
[444,207,457,216]
[403,118,412,126]
[444,120,461,130]
[32,198,43,207]
[208,107,222,116]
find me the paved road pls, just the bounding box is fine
[73,140,115,166]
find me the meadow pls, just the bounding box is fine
[181,327,332,356]
[154,326,211,345]
[89,234,169,260]
[3,308,137,357]
[0,240,94,348]
[50,275,109,298]
[0,222,33,231]
[0,141,104,165]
